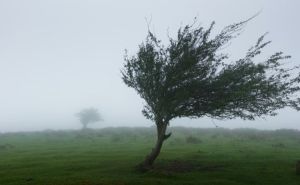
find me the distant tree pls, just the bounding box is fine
[121,18,300,170]
[76,108,102,130]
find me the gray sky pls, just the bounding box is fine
[0,0,300,132]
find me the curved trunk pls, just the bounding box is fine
[139,121,171,171]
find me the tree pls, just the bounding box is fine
[76,108,102,130]
[121,18,300,170]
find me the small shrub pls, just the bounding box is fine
[186,136,202,144]
[96,133,104,138]
[111,135,121,142]
[271,143,286,148]
[247,134,266,141]
[0,144,14,151]
[211,134,219,139]
[168,138,184,145]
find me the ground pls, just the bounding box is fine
[0,127,300,185]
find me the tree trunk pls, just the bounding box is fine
[82,123,87,130]
[138,121,171,171]
[297,160,300,175]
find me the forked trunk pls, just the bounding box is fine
[138,121,171,171]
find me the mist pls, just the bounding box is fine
[1,0,300,132]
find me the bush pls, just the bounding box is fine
[186,136,202,144]
[111,135,121,143]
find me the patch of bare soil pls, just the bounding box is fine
[153,160,225,173]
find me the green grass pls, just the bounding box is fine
[1,127,300,185]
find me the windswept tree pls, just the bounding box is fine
[76,108,102,129]
[121,18,300,170]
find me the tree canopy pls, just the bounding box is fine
[76,108,102,129]
[122,19,300,123]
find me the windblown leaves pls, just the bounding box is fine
[121,19,300,123]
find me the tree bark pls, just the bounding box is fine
[297,160,300,175]
[138,121,171,171]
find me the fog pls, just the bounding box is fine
[0,0,300,132]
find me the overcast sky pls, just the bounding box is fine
[0,0,299,132]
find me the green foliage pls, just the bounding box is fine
[75,108,102,129]
[185,136,202,144]
[1,128,300,185]
[121,18,300,124]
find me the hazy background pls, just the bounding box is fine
[0,0,299,132]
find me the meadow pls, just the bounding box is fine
[0,127,300,185]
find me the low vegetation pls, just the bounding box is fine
[1,127,300,185]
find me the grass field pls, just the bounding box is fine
[0,127,300,185]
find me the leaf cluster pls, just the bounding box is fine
[76,108,102,125]
[122,19,300,123]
